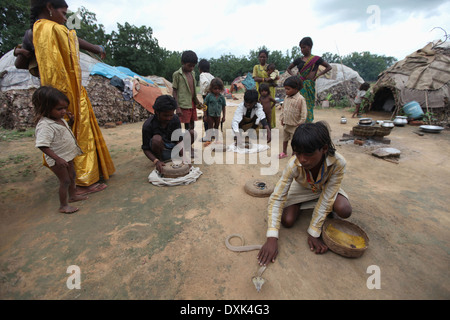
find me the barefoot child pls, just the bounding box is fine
[257,122,352,265]
[258,83,276,129]
[33,86,86,214]
[172,50,201,131]
[279,76,307,159]
[198,59,215,134]
[204,78,226,141]
[352,82,370,118]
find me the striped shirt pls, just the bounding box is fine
[266,152,346,238]
[280,92,307,127]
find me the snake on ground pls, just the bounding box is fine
[225,234,267,292]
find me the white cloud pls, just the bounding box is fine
[67,0,450,62]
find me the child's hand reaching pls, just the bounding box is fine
[155,160,165,173]
[66,111,75,126]
[257,237,278,266]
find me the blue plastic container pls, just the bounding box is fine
[403,101,424,119]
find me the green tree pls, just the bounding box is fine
[322,52,341,63]
[159,49,181,82]
[109,22,164,76]
[209,54,247,83]
[0,0,30,57]
[68,6,111,62]
[342,52,396,82]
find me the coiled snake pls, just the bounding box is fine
[225,234,267,292]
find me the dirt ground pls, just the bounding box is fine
[1,93,449,300]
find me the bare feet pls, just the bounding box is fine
[59,205,79,214]
[76,183,107,196]
[69,194,88,203]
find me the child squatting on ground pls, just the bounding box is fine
[231,89,272,145]
[257,121,353,265]
[33,86,86,214]
[141,95,196,173]
[279,76,307,159]
[204,78,226,141]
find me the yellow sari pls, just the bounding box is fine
[252,64,276,128]
[33,19,115,186]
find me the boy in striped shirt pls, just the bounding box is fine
[257,122,353,265]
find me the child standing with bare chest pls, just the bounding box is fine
[258,83,276,129]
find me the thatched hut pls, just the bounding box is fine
[371,40,450,124]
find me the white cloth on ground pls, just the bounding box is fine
[148,166,202,186]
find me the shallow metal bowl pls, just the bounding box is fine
[420,125,444,133]
[359,118,373,125]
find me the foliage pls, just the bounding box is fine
[322,51,397,82]
[0,0,30,57]
[159,49,182,82]
[109,22,164,77]
[1,4,398,86]
[0,127,35,142]
[423,111,434,125]
[69,7,111,61]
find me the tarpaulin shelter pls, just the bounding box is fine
[0,50,172,128]
[278,63,364,103]
[230,73,255,92]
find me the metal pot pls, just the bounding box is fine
[394,116,407,126]
[381,121,394,128]
[359,118,372,125]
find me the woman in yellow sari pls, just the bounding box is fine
[32,0,115,195]
[252,49,277,128]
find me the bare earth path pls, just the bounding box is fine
[1,95,449,300]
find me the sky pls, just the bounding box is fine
[66,0,450,62]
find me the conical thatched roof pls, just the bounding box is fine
[372,40,450,113]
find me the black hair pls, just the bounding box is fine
[209,78,224,92]
[299,37,313,48]
[244,89,259,103]
[291,121,336,156]
[198,59,210,72]
[283,76,303,91]
[259,83,270,94]
[258,49,269,58]
[153,95,178,113]
[359,82,370,91]
[32,85,70,123]
[267,63,276,72]
[181,50,198,64]
[30,0,68,28]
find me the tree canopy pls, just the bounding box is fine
[1,3,397,84]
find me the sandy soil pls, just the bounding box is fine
[1,93,449,300]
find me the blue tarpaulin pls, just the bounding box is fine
[90,63,154,85]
